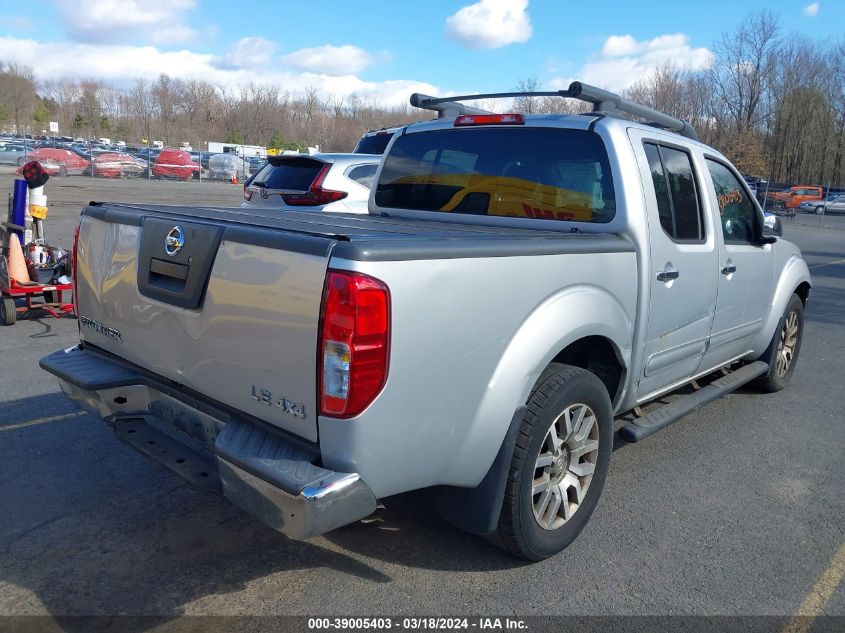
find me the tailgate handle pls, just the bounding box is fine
[150,258,189,282]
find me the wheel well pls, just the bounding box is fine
[547,336,625,404]
[795,282,811,305]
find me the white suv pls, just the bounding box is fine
[242,153,380,213]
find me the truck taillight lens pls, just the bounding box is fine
[319,270,390,418]
[71,222,80,316]
[282,164,348,206]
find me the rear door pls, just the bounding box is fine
[76,211,332,442]
[699,157,775,369]
[629,130,719,399]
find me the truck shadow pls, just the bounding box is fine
[0,394,524,625]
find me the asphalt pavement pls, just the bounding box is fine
[0,174,842,625]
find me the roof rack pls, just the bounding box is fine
[409,80,699,142]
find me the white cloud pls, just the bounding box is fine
[56,0,198,43]
[445,0,532,49]
[803,2,819,17]
[0,36,436,106]
[549,33,714,92]
[281,45,375,75]
[218,37,277,69]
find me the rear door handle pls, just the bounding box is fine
[656,270,680,282]
[721,265,737,275]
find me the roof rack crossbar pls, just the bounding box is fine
[410,81,699,142]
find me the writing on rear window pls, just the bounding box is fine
[374,128,616,223]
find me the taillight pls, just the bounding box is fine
[319,270,390,418]
[454,113,525,126]
[71,222,80,316]
[281,164,348,206]
[243,186,253,202]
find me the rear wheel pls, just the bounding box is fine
[495,365,613,561]
[1,296,16,326]
[815,206,824,215]
[754,294,804,393]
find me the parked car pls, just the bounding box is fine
[246,155,265,174]
[242,153,380,213]
[16,147,90,176]
[91,152,147,178]
[41,81,811,561]
[0,143,25,165]
[353,126,403,154]
[151,148,200,180]
[208,153,249,181]
[804,193,845,215]
[197,151,214,170]
[766,185,824,211]
[133,147,162,163]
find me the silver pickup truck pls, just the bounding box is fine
[41,83,812,561]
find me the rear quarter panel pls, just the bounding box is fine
[319,250,637,498]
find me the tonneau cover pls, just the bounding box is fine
[83,202,634,261]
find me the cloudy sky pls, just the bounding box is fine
[0,0,840,104]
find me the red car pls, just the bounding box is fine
[152,149,200,180]
[16,148,90,176]
[92,152,146,178]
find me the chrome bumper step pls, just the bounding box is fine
[112,417,222,491]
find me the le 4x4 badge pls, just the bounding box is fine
[249,385,306,419]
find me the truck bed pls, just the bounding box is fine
[84,202,633,261]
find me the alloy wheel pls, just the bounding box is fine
[532,403,600,531]
[776,311,799,377]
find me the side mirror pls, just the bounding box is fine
[762,214,781,242]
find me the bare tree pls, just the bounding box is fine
[0,62,37,134]
[512,76,541,114]
[129,79,155,145]
[709,10,780,134]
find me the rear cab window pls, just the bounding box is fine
[374,127,616,223]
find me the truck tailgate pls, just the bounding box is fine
[75,204,336,442]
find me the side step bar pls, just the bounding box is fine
[619,361,769,443]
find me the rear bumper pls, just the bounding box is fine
[40,345,377,540]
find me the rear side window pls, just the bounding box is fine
[643,142,704,241]
[354,132,394,155]
[251,158,323,190]
[374,128,616,223]
[346,164,378,188]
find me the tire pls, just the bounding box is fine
[1,296,16,326]
[815,206,824,215]
[495,365,613,561]
[754,293,804,393]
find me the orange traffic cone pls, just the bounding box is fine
[231,175,238,185]
[7,233,30,283]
